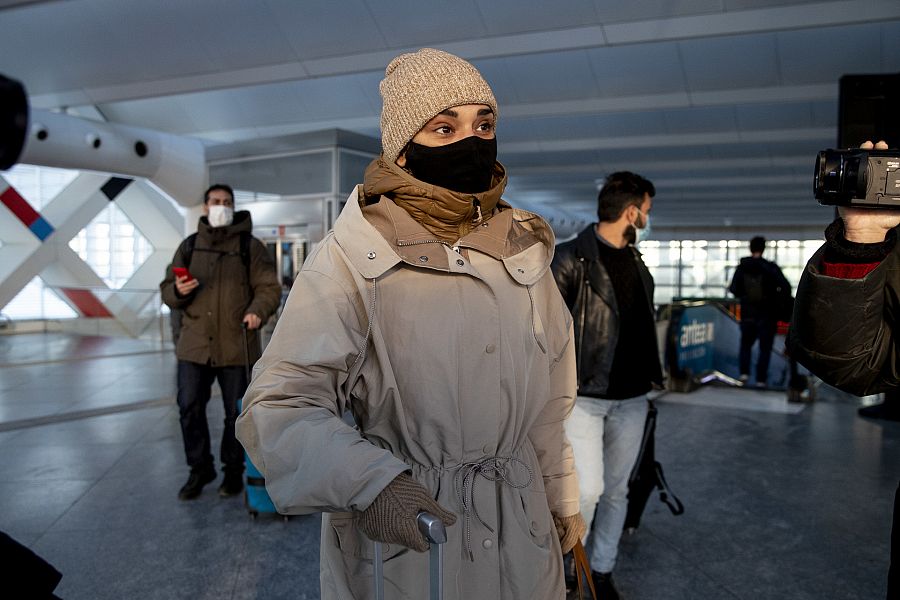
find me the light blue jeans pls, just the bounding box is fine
[565,394,648,573]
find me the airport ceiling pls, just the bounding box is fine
[1,0,899,237]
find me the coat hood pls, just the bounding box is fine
[198,209,253,237]
[362,156,508,243]
[362,156,508,210]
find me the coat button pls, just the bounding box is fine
[367,251,376,259]
[485,344,496,354]
[482,444,492,454]
[456,259,464,266]
[482,539,493,549]
[419,256,429,263]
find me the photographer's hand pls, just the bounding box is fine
[839,140,897,243]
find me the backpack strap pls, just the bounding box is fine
[183,233,198,268]
[184,231,253,292]
[239,230,252,290]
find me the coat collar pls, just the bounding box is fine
[197,209,252,238]
[333,186,556,285]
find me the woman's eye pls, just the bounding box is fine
[477,122,494,132]
[434,125,452,135]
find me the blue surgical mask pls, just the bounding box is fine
[636,213,652,242]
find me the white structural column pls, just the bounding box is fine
[0,172,187,336]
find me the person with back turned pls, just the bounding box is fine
[728,236,791,388]
[789,140,898,599]
[551,171,663,599]
[160,184,281,501]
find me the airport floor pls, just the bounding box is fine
[0,332,897,599]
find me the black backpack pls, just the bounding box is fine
[182,230,252,278]
[742,270,767,304]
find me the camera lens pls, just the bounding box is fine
[815,151,845,200]
[814,150,869,205]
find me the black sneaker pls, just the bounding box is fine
[590,571,621,600]
[218,470,244,497]
[178,468,217,501]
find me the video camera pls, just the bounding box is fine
[815,148,900,208]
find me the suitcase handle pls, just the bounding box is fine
[240,322,251,383]
[416,510,447,544]
[374,511,446,600]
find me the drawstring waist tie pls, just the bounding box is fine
[452,456,534,560]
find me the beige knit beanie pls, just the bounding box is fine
[379,48,498,164]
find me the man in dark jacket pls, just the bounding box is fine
[160,184,281,501]
[551,171,663,599]
[728,236,791,387]
[788,141,898,599]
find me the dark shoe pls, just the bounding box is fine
[178,468,216,500]
[218,470,244,497]
[591,571,621,600]
[858,402,900,421]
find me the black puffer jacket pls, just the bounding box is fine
[788,219,900,396]
[551,225,663,397]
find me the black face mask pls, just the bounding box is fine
[402,136,497,194]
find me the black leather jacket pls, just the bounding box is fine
[551,225,663,397]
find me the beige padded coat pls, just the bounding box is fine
[236,184,579,600]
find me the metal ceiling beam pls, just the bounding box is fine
[25,0,899,109]
[500,128,832,153]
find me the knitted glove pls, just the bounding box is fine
[355,472,457,552]
[553,512,587,554]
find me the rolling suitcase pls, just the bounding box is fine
[373,512,446,600]
[239,324,284,520]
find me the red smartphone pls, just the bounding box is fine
[173,267,194,282]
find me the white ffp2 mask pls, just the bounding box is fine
[207,205,234,227]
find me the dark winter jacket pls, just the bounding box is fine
[160,210,281,367]
[728,256,791,319]
[551,225,663,398]
[788,220,900,396]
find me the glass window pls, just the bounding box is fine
[2,164,78,209]
[68,204,154,289]
[3,277,77,320]
[638,237,823,305]
[2,167,162,320]
[2,166,80,320]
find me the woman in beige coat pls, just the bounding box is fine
[237,48,584,600]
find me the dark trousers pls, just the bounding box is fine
[176,360,247,473]
[739,314,777,383]
[890,481,899,599]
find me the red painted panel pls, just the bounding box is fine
[60,288,114,318]
[0,185,40,227]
